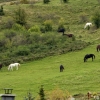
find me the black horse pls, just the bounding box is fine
[97,44,100,52]
[84,54,95,62]
[60,65,64,72]
[57,28,65,34]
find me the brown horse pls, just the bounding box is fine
[63,33,74,38]
[97,45,100,52]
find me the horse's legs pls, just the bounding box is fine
[92,57,93,61]
[16,66,18,70]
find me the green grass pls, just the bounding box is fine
[0,42,100,100]
[0,0,100,99]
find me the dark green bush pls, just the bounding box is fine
[43,0,50,4]
[92,10,100,28]
[63,0,69,3]
[0,5,4,16]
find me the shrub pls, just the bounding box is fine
[43,0,50,4]
[47,87,70,100]
[20,0,29,4]
[38,85,46,100]
[0,5,4,16]
[44,20,53,32]
[63,0,69,3]
[24,91,34,100]
[92,10,100,28]
[14,7,27,26]
[0,16,14,29]
[28,25,40,32]
[12,23,25,31]
[15,46,30,56]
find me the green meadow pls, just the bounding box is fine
[0,42,100,100]
[0,0,100,99]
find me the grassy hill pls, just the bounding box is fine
[0,43,100,100]
[0,0,100,100]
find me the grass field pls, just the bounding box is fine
[0,0,100,100]
[0,42,100,100]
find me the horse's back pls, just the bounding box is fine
[84,22,92,29]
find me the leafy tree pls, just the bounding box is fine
[14,7,27,26]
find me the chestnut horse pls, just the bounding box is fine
[97,45,100,52]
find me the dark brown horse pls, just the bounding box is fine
[60,65,64,72]
[97,45,100,52]
[63,33,74,38]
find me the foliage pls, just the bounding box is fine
[92,10,100,29]
[24,91,34,100]
[58,18,65,31]
[43,20,53,32]
[62,0,69,3]
[14,7,27,26]
[0,5,4,16]
[28,25,40,32]
[43,0,50,4]
[47,87,70,100]
[0,16,14,29]
[20,0,29,4]
[38,85,46,100]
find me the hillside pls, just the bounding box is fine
[0,0,100,65]
[0,0,100,100]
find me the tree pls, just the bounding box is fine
[14,7,27,26]
[38,85,46,100]
[92,10,100,28]
[0,5,4,16]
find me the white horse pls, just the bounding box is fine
[84,22,92,29]
[8,63,20,71]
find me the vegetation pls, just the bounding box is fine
[0,0,100,100]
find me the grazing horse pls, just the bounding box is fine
[84,22,92,29]
[8,63,20,71]
[0,64,2,70]
[84,54,95,62]
[96,45,100,52]
[63,33,74,38]
[57,28,65,34]
[60,65,64,72]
